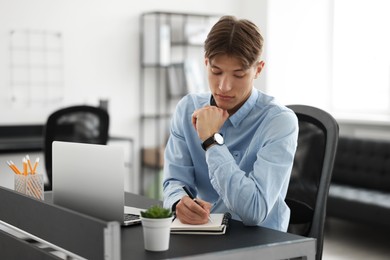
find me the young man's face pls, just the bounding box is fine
[205,54,264,115]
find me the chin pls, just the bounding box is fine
[215,103,228,110]
[215,101,234,111]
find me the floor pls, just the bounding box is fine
[322,218,390,260]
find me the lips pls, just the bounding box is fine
[216,94,233,101]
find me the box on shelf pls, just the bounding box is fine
[142,146,165,169]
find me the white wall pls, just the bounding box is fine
[0,0,248,191]
[237,0,268,91]
[0,0,240,133]
[266,0,332,110]
[3,0,388,192]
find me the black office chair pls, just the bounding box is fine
[43,105,109,190]
[286,105,339,260]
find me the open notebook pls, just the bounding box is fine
[171,213,231,235]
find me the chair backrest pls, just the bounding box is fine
[286,105,339,260]
[43,105,109,190]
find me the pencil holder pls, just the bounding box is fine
[14,174,44,201]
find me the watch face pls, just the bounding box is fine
[214,133,224,145]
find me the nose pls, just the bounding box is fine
[219,75,232,92]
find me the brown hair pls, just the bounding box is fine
[204,16,264,69]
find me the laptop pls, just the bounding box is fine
[52,141,143,226]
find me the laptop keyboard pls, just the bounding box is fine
[124,214,140,222]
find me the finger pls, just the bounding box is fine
[179,196,209,224]
[182,196,204,212]
[192,115,197,130]
[176,201,208,224]
[194,198,212,212]
[184,197,210,219]
[191,111,199,130]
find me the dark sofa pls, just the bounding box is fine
[327,136,390,228]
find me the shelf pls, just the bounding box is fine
[142,11,221,18]
[139,11,220,196]
[171,41,205,47]
[141,113,172,119]
[140,64,169,69]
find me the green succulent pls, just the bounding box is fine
[140,205,173,219]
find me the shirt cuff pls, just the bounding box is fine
[171,199,180,212]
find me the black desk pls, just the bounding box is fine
[122,193,316,260]
[0,124,133,155]
[0,188,316,260]
[123,219,316,260]
[0,125,44,153]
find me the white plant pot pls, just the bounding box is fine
[141,216,173,251]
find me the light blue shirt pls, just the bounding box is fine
[163,88,298,231]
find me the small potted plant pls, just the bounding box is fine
[140,205,173,251]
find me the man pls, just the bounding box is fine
[163,15,298,232]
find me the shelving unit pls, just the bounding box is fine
[139,11,220,198]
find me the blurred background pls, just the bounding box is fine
[1,1,389,259]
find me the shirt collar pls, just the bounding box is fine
[228,88,258,127]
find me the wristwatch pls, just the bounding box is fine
[201,133,224,151]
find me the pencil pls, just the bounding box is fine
[32,158,40,174]
[8,161,22,174]
[23,158,28,176]
[26,155,34,174]
[7,161,21,174]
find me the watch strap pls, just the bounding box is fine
[201,135,217,150]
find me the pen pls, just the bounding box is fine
[182,186,213,223]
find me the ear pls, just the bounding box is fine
[254,61,265,79]
[205,58,209,66]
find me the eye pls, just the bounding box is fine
[234,74,245,79]
[211,68,222,75]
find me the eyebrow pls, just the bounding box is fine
[210,64,245,72]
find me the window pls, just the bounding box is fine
[266,0,331,110]
[266,0,390,120]
[332,0,390,116]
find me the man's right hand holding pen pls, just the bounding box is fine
[175,186,212,225]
